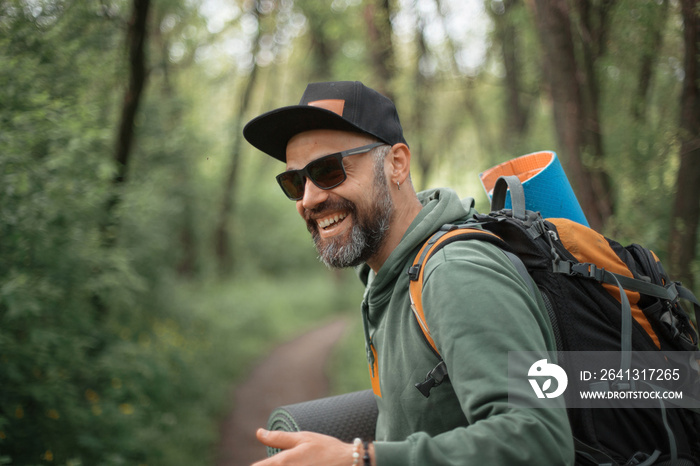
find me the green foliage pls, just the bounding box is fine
[0,2,364,460]
[231,152,331,276]
[1,0,699,463]
[593,0,684,255]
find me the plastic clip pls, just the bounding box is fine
[415,360,449,398]
[407,265,421,281]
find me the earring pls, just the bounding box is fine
[396,181,401,191]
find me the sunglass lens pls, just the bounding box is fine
[308,156,345,189]
[277,172,304,200]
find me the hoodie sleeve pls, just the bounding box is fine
[373,240,575,466]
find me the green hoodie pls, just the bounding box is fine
[357,188,574,466]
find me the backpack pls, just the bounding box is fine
[408,175,700,466]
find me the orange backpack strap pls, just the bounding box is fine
[408,224,535,354]
[408,225,508,357]
[408,225,523,397]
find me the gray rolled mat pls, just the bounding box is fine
[266,389,378,457]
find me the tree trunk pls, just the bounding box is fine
[411,15,431,191]
[574,0,614,230]
[492,0,529,147]
[668,0,700,290]
[103,0,150,244]
[96,0,150,318]
[114,0,150,187]
[363,0,395,99]
[531,0,612,231]
[632,0,669,121]
[298,3,336,82]
[214,2,262,275]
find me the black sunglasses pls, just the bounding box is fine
[276,143,385,200]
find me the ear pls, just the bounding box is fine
[387,143,411,185]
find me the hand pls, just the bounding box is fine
[251,429,358,466]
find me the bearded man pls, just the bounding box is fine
[243,81,574,466]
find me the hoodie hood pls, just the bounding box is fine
[358,187,476,298]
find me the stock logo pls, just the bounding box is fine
[528,359,568,399]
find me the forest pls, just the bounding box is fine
[1,0,699,464]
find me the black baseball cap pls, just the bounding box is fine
[243,81,408,162]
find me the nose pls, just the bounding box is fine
[299,178,330,212]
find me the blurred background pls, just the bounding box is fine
[1,0,699,464]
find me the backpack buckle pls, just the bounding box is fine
[414,360,449,398]
[571,263,606,282]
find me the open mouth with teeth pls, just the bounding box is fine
[318,212,348,230]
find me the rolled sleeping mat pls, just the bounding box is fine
[266,389,378,457]
[479,151,590,227]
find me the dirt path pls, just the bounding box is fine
[215,317,350,466]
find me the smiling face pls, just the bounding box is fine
[285,129,395,269]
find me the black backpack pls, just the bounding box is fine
[408,176,700,466]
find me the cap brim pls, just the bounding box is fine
[243,105,375,162]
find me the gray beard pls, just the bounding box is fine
[310,164,394,269]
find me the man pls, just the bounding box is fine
[243,81,574,466]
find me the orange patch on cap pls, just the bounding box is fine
[308,99,345,116]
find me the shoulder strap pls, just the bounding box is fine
[407,225,530,358]
[408,224,536,398]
